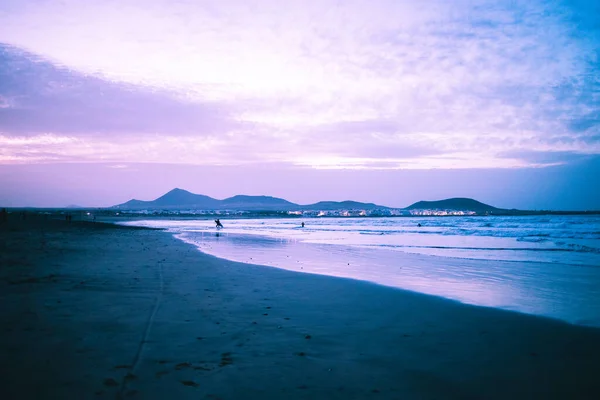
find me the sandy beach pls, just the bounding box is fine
[1,214,599,399]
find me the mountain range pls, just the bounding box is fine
[113,188,503,212]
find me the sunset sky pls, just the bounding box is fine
[1,0,599,209]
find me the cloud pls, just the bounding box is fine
[0,44,244,136]
[498,150,595,165]
[0,0,599,169]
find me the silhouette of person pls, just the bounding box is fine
[301,222,305,228]
[215,219,223,229]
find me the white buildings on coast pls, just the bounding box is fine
[291,209,478,217]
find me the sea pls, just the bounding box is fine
[121,215,600,327]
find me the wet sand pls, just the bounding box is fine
[1,214,599,399]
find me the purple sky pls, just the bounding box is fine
[0,0,599,209]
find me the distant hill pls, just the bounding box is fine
[113,188,388,211]
[152,188,220,207]
[115,188,220,210]
[406,198,502,212]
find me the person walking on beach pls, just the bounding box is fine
[215,219,224,229]
[301,222,305,228]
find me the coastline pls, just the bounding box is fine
[1,215,599,399]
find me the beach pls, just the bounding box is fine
[1,215,599,399]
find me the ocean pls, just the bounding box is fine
[121,215,600,327]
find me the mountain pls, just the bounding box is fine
[115,188,220,210]
[406,198,502,212]
[152,188,219,208]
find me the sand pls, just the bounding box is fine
[1,213,599,399]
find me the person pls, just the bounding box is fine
[215,219,224,229]
[301,222,305,228]
[417,223,422,227]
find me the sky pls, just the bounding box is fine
[0,0,599,209]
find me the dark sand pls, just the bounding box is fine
[1,214,599,399]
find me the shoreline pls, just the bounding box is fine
[175,229,600,328]
[1,215,600,399]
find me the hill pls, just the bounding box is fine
[115,188,220,210]
[406,198,502,212]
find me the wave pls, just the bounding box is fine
[562,242,600,254]
[516,237,550,243]
[369,243,600,254]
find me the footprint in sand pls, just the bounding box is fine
[219,352,233,367]
[175,362,192,370]
[155,370,170,378]
[124,373,137,381]
[103,378,119,387]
